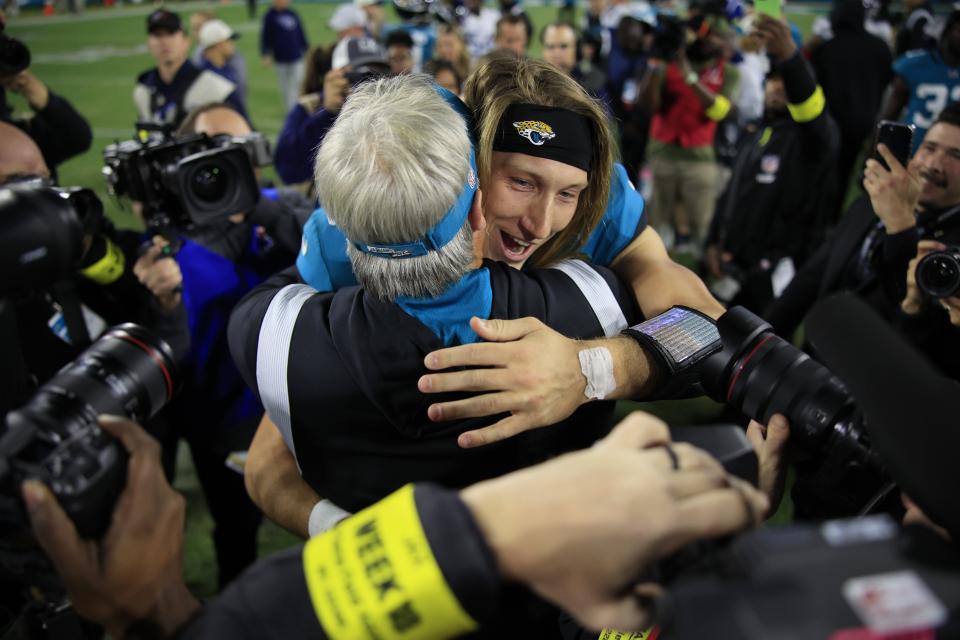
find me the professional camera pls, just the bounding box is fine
[0,26,30,76]
[0,324,177,539]
[102,130,271,230]
[916,246,960,299]
[0,185,105,294]
[699,307,888,518]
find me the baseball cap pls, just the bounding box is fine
[329,4,367,32]
[146,9,182,35]
[331,36,389,70]
[199,19,240,49]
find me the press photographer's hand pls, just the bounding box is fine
[23,416,198,638]
[134,235,183,313]
[462,412,768,631]
[746,414,790,518]
[419,316,587,448]
[322,67,350,114]
[902,240,947,315]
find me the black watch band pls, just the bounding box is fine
[622,306,721,399]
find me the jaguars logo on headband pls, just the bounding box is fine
[512,120,556,146]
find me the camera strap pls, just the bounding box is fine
[50,280,91,349]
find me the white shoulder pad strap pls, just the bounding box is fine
[256,283,317,459]
[549,259,628,337]
[184,71,237,112]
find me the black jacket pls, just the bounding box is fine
[707,52,839,271]
[229,260,641,513]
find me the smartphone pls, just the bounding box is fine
[754,0,781,19]
[874,120,915,171]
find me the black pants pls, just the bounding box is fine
[190,446,263,589]
[151,413,262,590]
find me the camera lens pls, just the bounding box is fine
[916,250,960,299]
[189,162,229,204]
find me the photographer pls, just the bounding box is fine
[0,29,92,179]
[145,103,307,588]
[0,122,188,404]
[24,413,767,639]
[703,15,839,313]
[766,103,960,347]
[273,36,389,186]
[896,239,960,378]
[640,14,740,251]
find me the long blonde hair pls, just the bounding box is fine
[464,53,615,269]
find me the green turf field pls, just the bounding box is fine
[6,2,816,598]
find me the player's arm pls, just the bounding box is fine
[245,415,317,539]
[880,75,910,122]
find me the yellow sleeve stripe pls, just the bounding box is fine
[302,484,479,640]
[705,95,732,122]
[79,237,126,285]
[787,86,826,123]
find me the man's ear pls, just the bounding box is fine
[468,189,486,232]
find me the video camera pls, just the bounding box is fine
[102,129,270,231]
[917,246,960,299]
[699,307,889,519]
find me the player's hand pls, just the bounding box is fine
[419,316,587,448]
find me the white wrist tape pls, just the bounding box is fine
[578,346,616,400]
[307,498,352,537]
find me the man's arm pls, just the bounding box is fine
[879,74,910,123]
[245,415,317,539]
[420,317,660,447]
[420,227,723,447]
[610,225,726,320]
[28,413,767,638]
[4,72,93,169]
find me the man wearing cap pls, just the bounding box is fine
[260,0,309,111]
[328,3,367,41]
[273,36,389,185]
[199,19,248,117]
[134,9,245,128]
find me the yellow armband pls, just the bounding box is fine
[598,628,660,639]
[79,236,125,285]
[302,484,479,640]
[787,86,826,123]
[705,94,732,122]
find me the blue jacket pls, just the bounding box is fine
[260,8,309,63]
[274,104,337,184]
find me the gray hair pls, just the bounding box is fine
[314,74,475,301]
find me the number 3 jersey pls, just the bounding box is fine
[895,48,960,152]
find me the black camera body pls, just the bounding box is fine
[0,186,104,295]
[102,131,270,230]
[0,324,176,538]
[916,246,960,299]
